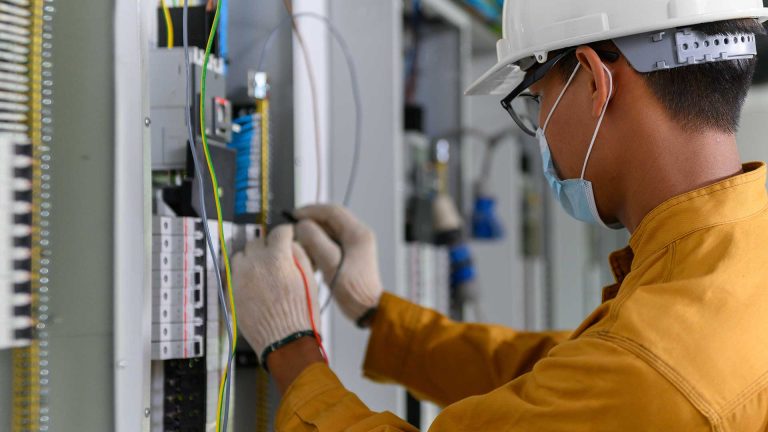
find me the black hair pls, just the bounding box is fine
[554,19,768,134]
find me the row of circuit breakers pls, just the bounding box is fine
[150,217,263,431]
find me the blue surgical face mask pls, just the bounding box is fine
[536,63,623,230]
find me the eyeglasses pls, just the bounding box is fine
[501,48,619,137]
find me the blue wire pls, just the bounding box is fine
[229,115,259,217]
[220,0,229,74]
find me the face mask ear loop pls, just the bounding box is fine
[542,63,581,132]
[580,63,614,180]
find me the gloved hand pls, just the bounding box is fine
[294,205,384,325]
[232,225,321,362]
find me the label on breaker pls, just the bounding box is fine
[152,320,203,342]
[152,250,203,272]
[152,285,204,309]
[152,267,204,291]
[152,337,204,360]
[153,302,202,324]
[153,234,203,253]
[152,215,202,237]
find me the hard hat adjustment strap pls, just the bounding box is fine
[614,27,758,73]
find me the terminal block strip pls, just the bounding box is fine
[10,0,56,431]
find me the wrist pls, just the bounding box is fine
[251,294,317,356]
[355,307,378,328]
[266,336,325,395]
[341,280,384,323]
[260,330,317,368]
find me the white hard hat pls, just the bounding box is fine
[466,0,768,95]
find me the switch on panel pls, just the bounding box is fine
[213,96,232,140]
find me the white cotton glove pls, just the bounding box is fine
[232,225,320,361]
[294,205,383,324]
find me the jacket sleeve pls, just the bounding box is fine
[274,324,707,432]
[362,293,572,407]
[275,362,418,432]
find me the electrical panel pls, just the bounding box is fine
[0,0,637,429]
[1,1,477,430]
[0,0,482,429]
[149,47,235,429]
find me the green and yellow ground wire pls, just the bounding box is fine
[198,1,237,431]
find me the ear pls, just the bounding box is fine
[575,46,612,118]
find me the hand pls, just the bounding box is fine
[232,225,322,362]
[294,205,384,324]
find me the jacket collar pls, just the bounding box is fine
[628,162,767,270]
[605,162,768,299]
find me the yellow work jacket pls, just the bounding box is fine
[276,162,768,431]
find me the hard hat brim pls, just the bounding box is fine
[466,7,768,96]
[465,62,526,96]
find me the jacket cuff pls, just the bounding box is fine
[362,292,425,383]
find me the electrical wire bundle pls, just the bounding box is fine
[182,0,236,431]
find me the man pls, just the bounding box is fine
[232,0,768,430]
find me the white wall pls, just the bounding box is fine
[739,84,768,166]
